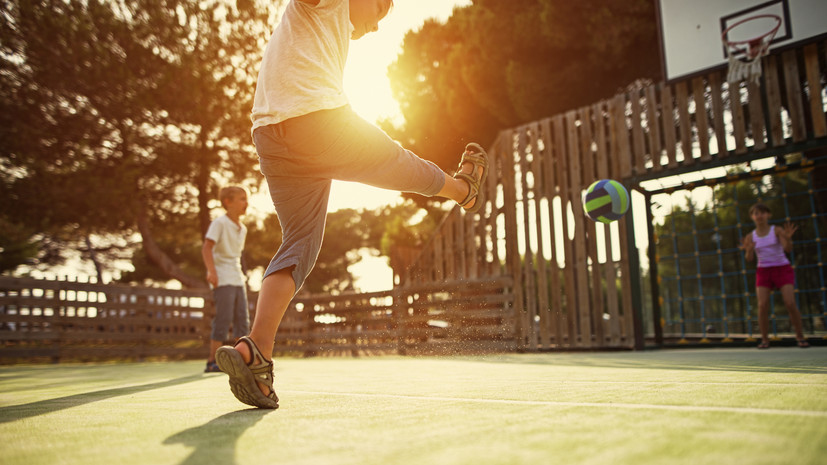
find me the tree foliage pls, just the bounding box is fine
[0,0,280,286]
[385,0,661,172]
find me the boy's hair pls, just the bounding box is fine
[749,202,771,215]
[219,186,247,208]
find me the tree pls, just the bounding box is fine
[384,0,661,172]
[0,0,280,286]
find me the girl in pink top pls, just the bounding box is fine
[741,203,809,349]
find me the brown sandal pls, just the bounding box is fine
[215,336,279,409]
[454,143,489,214]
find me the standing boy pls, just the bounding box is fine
[741,202,809,349]
[202,186,251,372]
[216,0,488,408]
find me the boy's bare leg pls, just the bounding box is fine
[235,267,295,395]
[438,157,485,210]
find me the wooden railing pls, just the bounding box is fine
[0,276,214,361]
[274,276,515,356]
[0,275,514,361]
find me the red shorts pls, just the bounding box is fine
[756,264,795,289]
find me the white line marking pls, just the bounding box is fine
[283,390,827,418]
[553,381,827,387]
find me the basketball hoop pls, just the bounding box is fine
[722,14,781,85]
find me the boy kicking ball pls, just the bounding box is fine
[215,0,488,408]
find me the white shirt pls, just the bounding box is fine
[250,0,354,136]
[205,215,247,287]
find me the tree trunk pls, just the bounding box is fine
[136,209,207,289]
[197,134,213,237]
[84,235,106,284]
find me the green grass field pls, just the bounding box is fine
[1,348,825,465]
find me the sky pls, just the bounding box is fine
[329,0,471,213]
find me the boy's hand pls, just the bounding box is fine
[206,270,218,287]
[740,235,754,252]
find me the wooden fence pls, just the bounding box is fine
[0,276,214,361]
[274,276,515,355]
[2,41,824,360]
[0,275,514,361]
[403,39,827,350]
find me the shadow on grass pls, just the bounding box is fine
[163,409,272,465]
[0,373,205,424]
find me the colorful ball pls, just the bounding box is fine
[583,179,629,223]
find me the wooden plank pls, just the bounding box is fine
[433,227,444,282]
[516,128,537,349]
[804,44,827,137]
[581,106,605,347]
[529,122,551,348]
[593,102,610,180]
[729,82,749,154]
[540,118,563,347]
[660,84,679,167]
[707,73,727,157]
[782,50,807,142]
[566,110,592,348]
[645,85,664,170]
[579,107,595,186]
[553,115,575,348]
[746,78,767,151]
[446,212,457,280]
[762,54,785,147]
[674,81,694,164]
[629,88,647,173]
[500,130,526,349]
[617,218,635,348]
[613,94,634,178]
[604,235,621,345]
[593,104,621,345]
[692,77,711,161]
[486,150,499,278]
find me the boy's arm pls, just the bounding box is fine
[297,0,321,5]
[202,239,218,287]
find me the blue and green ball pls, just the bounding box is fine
[583,179,629,223]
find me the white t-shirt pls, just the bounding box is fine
[250,0,354,136]
[205,215,247,287]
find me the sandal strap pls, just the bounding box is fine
[455,172,480,207]
[237,336,276,399]
[454,143,489,208]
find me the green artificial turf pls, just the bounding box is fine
[1,348,825,465]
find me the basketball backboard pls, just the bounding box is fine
[656,0,827,82]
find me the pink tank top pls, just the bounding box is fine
[752,226,790,268]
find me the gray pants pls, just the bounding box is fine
[211,285,250,341]
[253,105,445,293]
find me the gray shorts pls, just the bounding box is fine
[253,105,445,293]
[211,285,250,341]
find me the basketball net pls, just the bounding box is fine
[722,14,781,85]
[725,38,771,85]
